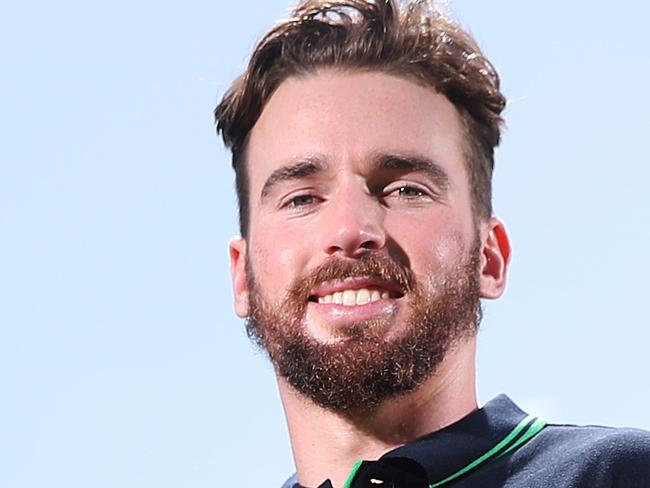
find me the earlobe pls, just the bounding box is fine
[229,237,250,317]
[478,218,511,299]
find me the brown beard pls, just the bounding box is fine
[245,245,482,413]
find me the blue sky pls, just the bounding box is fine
[1,1,649,486]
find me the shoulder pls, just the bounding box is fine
[280,473,298,488]
[540,422,650,459]
[512,423,650,486]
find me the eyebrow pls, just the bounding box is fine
[375,153,450,191]
[260,157,328,199]
[259,153,450,200]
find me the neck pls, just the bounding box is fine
[278,339,478,488]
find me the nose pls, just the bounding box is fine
[322,187,386,257]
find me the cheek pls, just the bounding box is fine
[428,236,466,264]
[385,213,469,267]
[249,226,311,299]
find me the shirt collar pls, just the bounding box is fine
[380,394,529,483]
[293,394,532,488]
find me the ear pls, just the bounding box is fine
[478,218,511,299]
[229,236,250,317]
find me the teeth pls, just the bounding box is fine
[356,288,370,305]
[317,288,392,306]
[343,290,356,306]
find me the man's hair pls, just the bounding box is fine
[215,0,506,236]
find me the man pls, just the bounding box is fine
[214,1,650,486]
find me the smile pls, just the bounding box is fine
[308,277,404,308]
[315,288,391,306]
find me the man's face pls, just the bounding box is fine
[229,70,508,411]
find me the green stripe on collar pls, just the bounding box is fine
[429,415,547,487]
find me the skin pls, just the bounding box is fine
[229,70,511,488]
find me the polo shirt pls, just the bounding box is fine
[282,394,650,487]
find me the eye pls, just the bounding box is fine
[378,181,439,207]
[385,183,430,200]
[280,192,322,210]
[290,194,315,206]
[395,185,426,198]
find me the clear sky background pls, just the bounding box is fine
[1,1,649,487]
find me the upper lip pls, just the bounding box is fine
[308,277,404,299]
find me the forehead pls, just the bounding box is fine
[246,69,467,190]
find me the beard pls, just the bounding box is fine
[245,244,482,413]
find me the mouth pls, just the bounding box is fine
[308,279,404,307]
[303,277,408,338]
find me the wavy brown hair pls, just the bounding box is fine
[215,0,506,236]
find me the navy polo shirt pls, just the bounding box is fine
[282,395,650,487]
